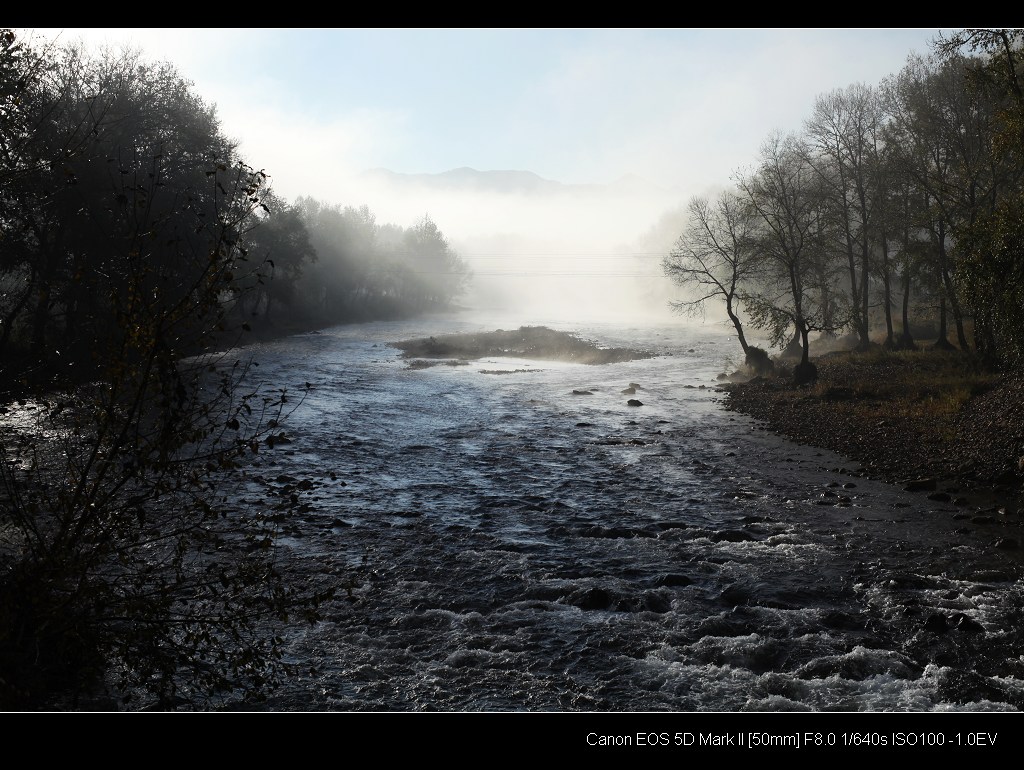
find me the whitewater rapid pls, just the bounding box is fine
[221,313,1024,712]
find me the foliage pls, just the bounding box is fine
[398,215,472,309]
[736,131,842,370]
[664,29,1024,375]
[935,30,1024,368]
[0,156,331,711]
[956,194,1024,368]
[0,30,332,710]
[293,201,471,323]
[744,346,774,377]
[234,191,317,323]
[802,83,883,350]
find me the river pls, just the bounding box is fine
[218,311,1024,712]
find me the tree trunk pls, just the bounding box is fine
[936,220,969,350]
[726,300,749,355]
[934,293,956,350]
[858,241,871,351]
[899,268,916,350]
[880,238,895,348]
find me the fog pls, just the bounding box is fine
[330,169,709,325]
[21,27,944,330]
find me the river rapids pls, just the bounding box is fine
[209,314,1024,712]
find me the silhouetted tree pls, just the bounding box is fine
[738,132,838,383]
[237,191,317,323]
[0,31,331,710]
[663,191,761,355]
[883,53,995,352]
[804,83,886,351]
[935,29,1024,367]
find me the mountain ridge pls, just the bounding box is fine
[360,166,676,197]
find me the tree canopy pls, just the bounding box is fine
[0,29,471,710]
[664,29,1024,375]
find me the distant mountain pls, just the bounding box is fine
[362,167,562,194]
[360,167,673,197]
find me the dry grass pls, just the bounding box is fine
[812,346,1000,416]
[723,342,1024,498]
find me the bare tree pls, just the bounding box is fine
[882,53,1000,351]
[803,83,883,350]
[662,191,761,358]
[737,132,838,383]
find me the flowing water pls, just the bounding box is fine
[222,312,1024,712]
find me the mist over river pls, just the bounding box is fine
[227,312,1024,712]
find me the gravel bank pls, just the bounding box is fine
[719,353,1024,514]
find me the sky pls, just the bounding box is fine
[19,27,951,321]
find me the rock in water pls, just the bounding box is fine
[627,399,643,407]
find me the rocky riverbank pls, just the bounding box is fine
[719,348,1024,515]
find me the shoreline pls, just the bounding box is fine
[243,320,1024,522]
[718,354,1024,519]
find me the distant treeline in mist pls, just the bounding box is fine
[0,30,470,387]
[664,30,1024,372]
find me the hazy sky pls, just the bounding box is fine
[23,28,945,194]
[20,27,950,321]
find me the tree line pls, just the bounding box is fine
[0,30,471,392]
[0,29,469,709]
[663,30,1024,380]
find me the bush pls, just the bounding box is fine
[0,151,331,709]
[0,32,338,710]
[745,346,775,377]
[794,360,819,385]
